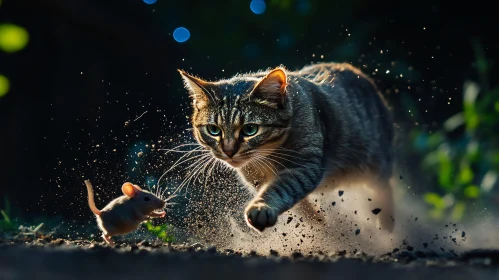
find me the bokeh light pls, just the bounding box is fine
[243,43,261,58]
[0,24,29,53]
[278,33,292,48]
[143,0,157,4]
[173,27,190,43]
[297,0,311,15]
[0,74,10,98]
[250,0,266,15]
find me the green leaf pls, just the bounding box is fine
[463,81,480,132]
[495,101,499,113]
[466,141,480,163]
[429,208,444,220]
[457,163,474,185]
[143,220,175,243]
[464,113,479,132]
[424,192,445,209]
[1,210,11,224]
[427,132,445,149]
[422,151,440,168]
[451,202,466,222]
[0,74,9,98]
[464,81,480,105]
[437,149,453,190]
[443,113,464,132]
[480,171,497,193]
[464,185,480,198]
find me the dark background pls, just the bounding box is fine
[0,0,498,221]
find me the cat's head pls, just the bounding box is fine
[178,67,293,168]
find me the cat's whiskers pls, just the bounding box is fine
[171,159,209,196]
[180,153,213,172]
[157,143,204,153]
[207,157,219,177]
[158,150,209,184]
[241,148,312,170]
[248,157,266,178]
[170,154,212,196]
[255,148,308,160]
[202,158,218,189]
[156,143,210,197]
[174,155,213,194]
[266,154,310,170]
[156,146,205,185]
[259,154,298,180]
[241,151,278,177]
[193,157,216,193]
[252,154,280,179]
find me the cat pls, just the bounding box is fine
[178,62,395,233]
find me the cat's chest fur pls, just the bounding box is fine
[237,162,275,191]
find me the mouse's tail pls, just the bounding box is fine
[84,180,101,216]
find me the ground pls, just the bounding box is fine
[1,236,498,280]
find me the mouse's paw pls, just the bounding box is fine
[102,233,115,246]
[245,200,278,232]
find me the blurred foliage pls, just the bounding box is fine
[143,220,175,243]
[0,23,29,53]
[0,196,18,232]
[0,1,30,98]
[409,40,499,222]
[0,74,9,97]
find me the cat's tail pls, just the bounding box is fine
[84,180,102,216]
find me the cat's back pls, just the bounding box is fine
[294,62,372,87]
[292,62,394,178]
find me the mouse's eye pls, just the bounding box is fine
[144,197,150,201]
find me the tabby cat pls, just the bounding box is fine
[178,62,395,232]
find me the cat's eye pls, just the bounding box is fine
[242,124,259,136]
[144,197,150,201]
[207,125,221,136]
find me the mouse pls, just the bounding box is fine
[84,179,172,245]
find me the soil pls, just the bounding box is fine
[1,235,499,280]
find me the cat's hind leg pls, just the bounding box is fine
[369,178,395,232]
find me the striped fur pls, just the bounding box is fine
[179,62,395,232]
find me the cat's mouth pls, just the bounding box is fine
[215,154,248,168]
[223,157,246,168]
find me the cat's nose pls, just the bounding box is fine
[222,148,235,158]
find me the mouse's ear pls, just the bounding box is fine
[122,182,137,198]
[132,184,142,191]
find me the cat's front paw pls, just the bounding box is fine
[245,200,278,232]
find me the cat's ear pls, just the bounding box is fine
[250,67,288,106]
[178,69,213,108]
